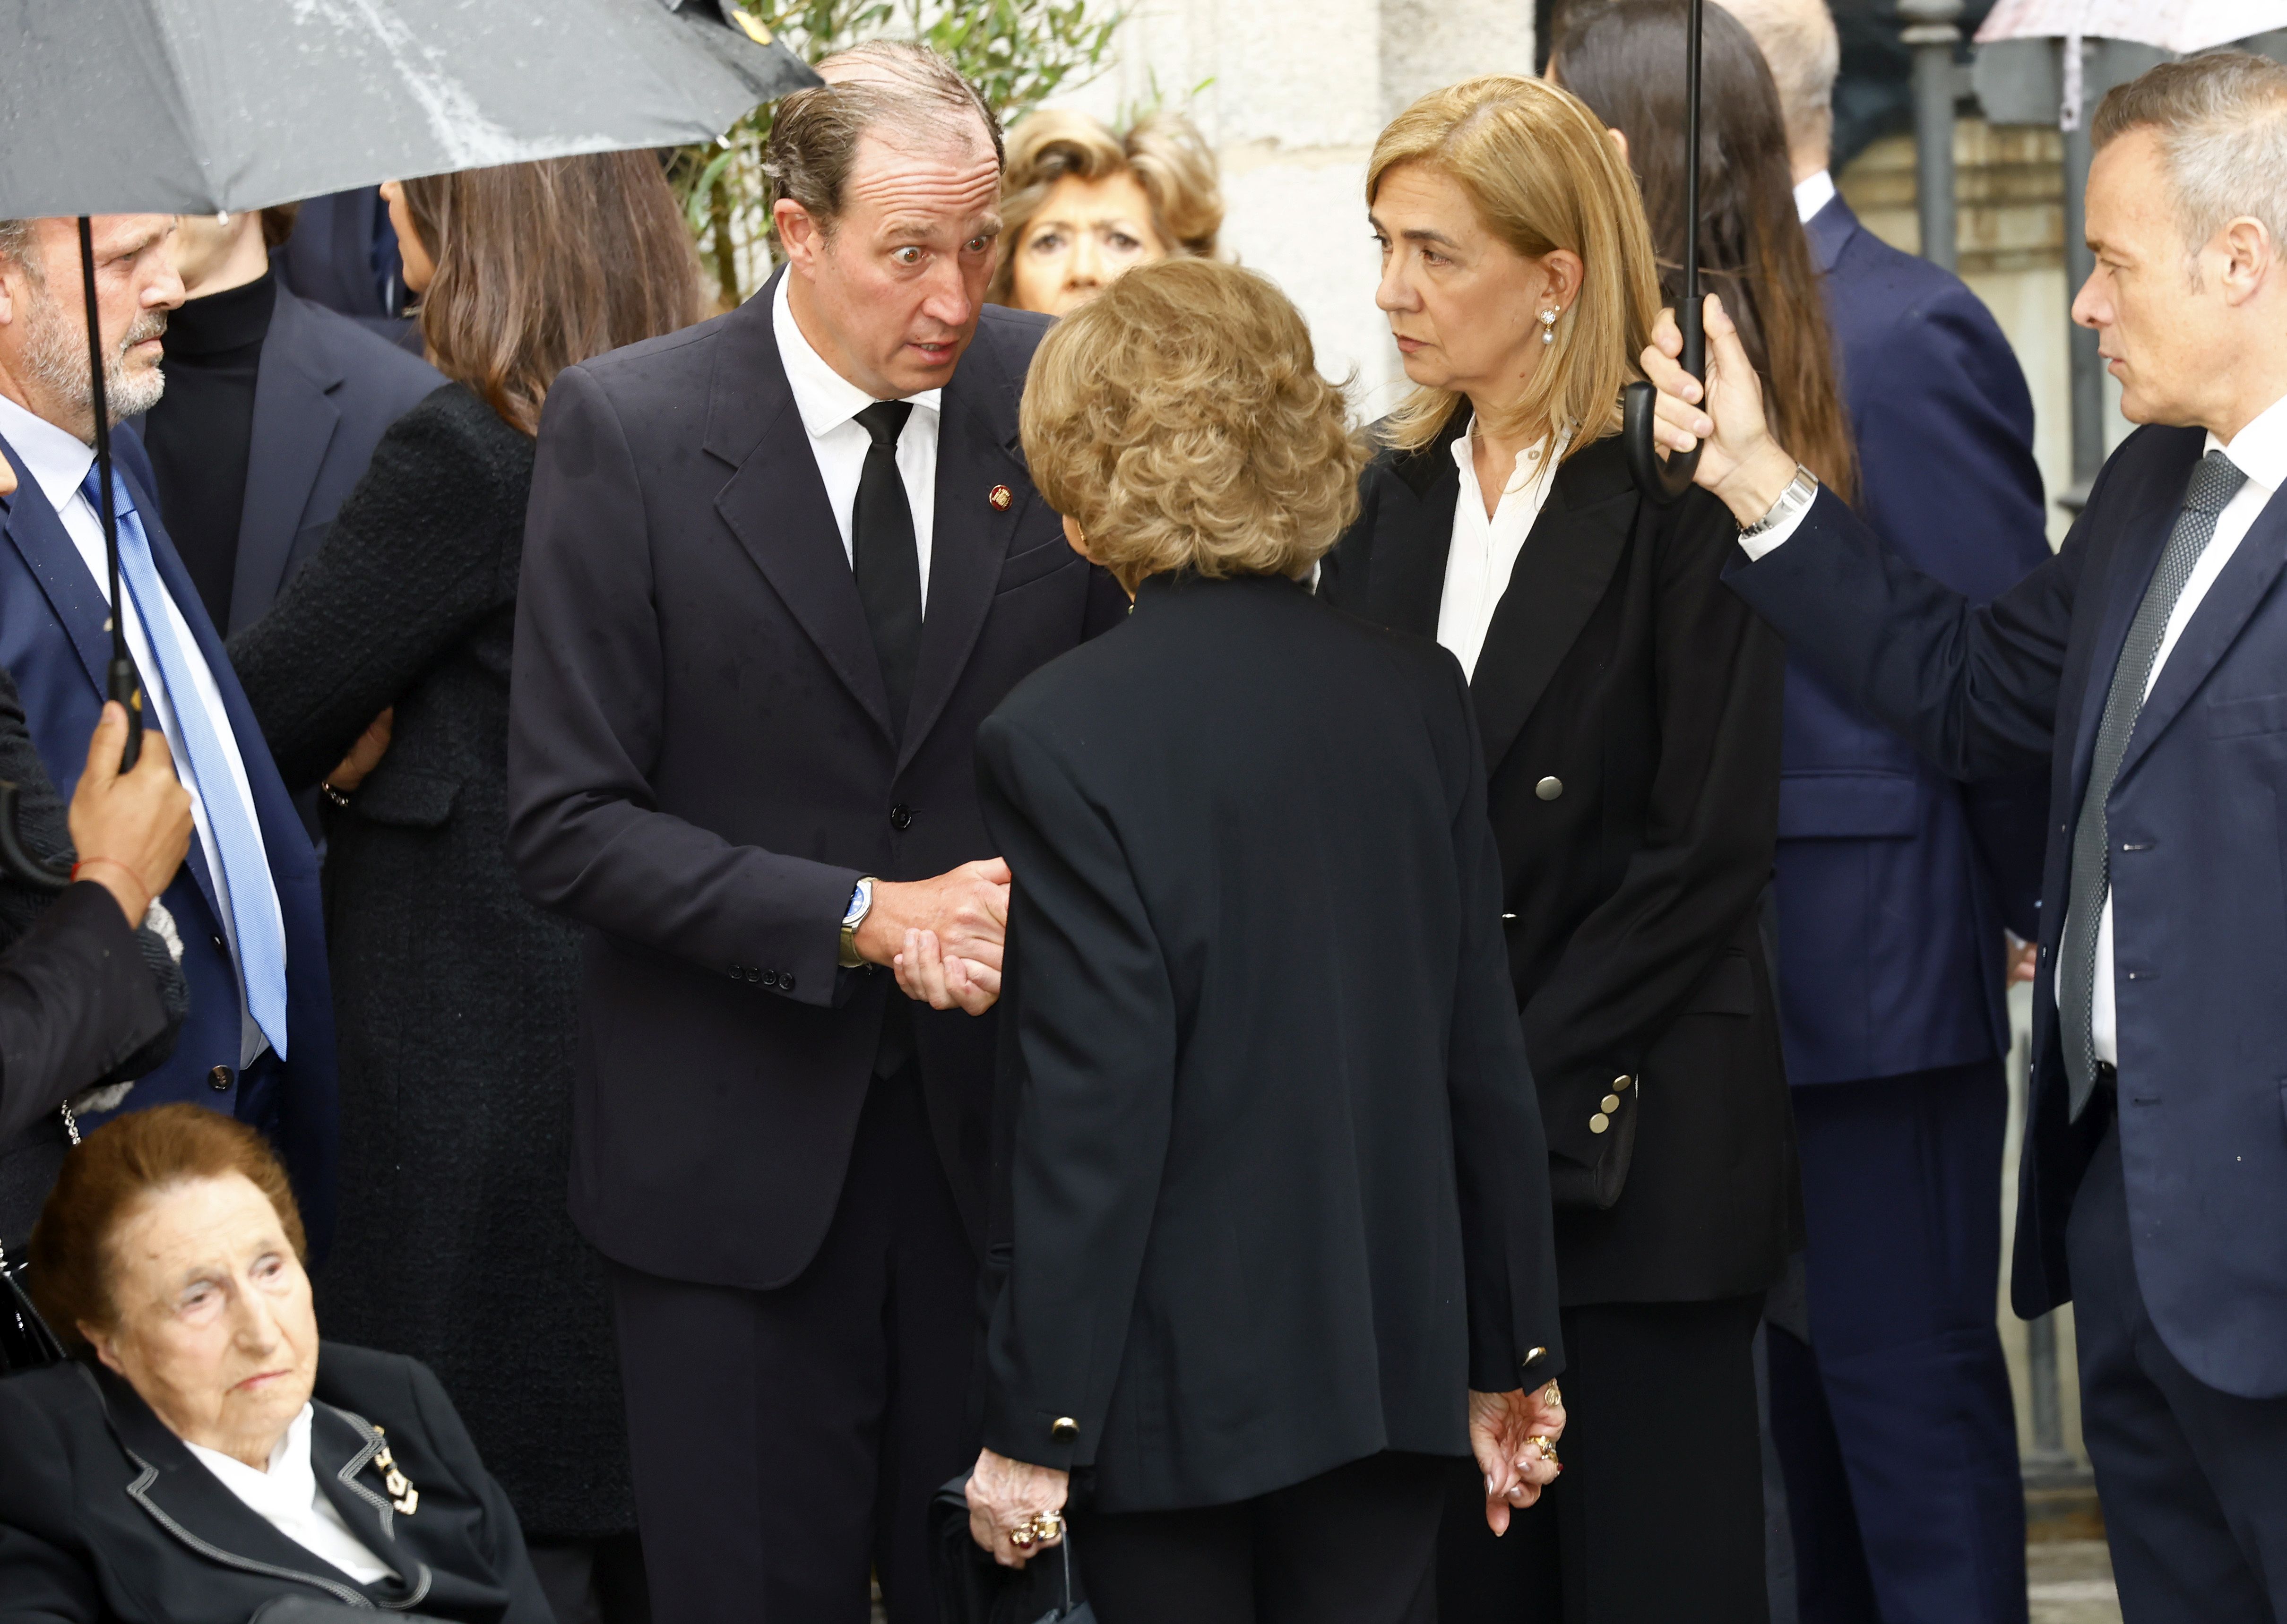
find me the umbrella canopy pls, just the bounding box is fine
[1976,0,2287,55]
[0,0,817,218]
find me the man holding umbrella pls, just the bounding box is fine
[0,212,338,1237]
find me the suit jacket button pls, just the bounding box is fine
[780,971,795,992]
[761,969,779,988]
[1613,1074,1632,1091]
[1601,1093,1621,1113]
[1525,1346,1547,1366]
[730,963,744,980]
[1535,776,1563,801]
[889,803,915,831]
[1589,1112,1610,1134]
[209,1065,234,1091]
[1050,1416,1079,1442]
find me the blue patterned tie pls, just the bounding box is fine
[2057,448,2245,1118]
[89,465,289,1059]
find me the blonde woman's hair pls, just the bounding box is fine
[1367,75,1664,460]
[991,109,1224,305]
[1021,257,1364,592]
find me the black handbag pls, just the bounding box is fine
[0,1104,76,1374]
[928,1476,1093,1624]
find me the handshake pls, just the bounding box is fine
[850,858,1010,1016]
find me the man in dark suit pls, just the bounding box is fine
[0,213,338,1250]
[275,186,420,352]
[507,43,1126,1623]
[1719,2,2051,1617]
[1644,50,2287,1622]
[137,207,440,637]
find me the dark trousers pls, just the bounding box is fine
[608,1066,977,1624]
[1439,1294,1768,1624]
[2071,1112,2287,1624]
[1071,1450,1448,1624]
[1769,1061,2027,1624]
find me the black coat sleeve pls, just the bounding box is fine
[1522,497,1787,1130]
[973,709,1178,1473]
[228,387,520,792]
[1433,653,1565,1391]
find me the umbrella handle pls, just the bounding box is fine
[0,782,71,894]
[108,660,142,773]
[1622,299,1704,506]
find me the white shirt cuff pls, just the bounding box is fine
[1737,501,1812,563]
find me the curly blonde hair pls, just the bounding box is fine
[990,109,1224,305]
[1021,258,1364,593]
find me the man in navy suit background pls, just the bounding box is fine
[0,213,336,1248]
[1646,51,2287,1622]
[1720,1,2052,1618]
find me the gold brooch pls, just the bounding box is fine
[372,1426,419,1517]
[989,485,1012,510]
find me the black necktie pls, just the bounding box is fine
[852,400,921,736]
[2057,447,2247,1117]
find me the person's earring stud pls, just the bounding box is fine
[1539,308,1559,345]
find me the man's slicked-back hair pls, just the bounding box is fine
[2093,51,2287,265]
[765,41,1004,235]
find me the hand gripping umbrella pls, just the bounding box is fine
[0,0,817,888]
[1620,0,1706,505]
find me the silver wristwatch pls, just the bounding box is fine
[838,877,876,969]
[1739,464,1820,540]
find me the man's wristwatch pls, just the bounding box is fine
[838,877,876,969]
[1739,464,1820,540]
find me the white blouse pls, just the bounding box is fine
[1436,425,1569,678]
[183,1403,394,1584]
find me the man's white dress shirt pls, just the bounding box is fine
[772,273,941,613]
[1740,390,2287,1065]
[183,1403,393,1584]
[1793,169,1838,226]
[1437,427,1568,678]
[0,394,280,1066]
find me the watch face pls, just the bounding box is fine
[844,881,871,927]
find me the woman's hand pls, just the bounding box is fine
[325,707,394,797]
[1468,1381,1567,1535]
[893,926,1000,1014]
[966,1447,1070,1568]
[1639,293,1803,528]
[67,702,192,924]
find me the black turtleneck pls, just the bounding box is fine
[144,270,276,632]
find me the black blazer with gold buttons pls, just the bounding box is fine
[1321,419,1796,1305]
[0,1342,552,1624]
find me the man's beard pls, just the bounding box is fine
[17,286,167,432]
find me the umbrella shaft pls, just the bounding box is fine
[74,217,124,670]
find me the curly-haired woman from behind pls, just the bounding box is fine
[938,257,1566,1624]
[225,152,702,1624]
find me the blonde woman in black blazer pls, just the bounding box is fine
[1320,76,1795,1624]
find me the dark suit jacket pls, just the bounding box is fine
[1776,197,2052,1086]
[976,572,1562,1512]
[507,273,1128,1288]
[1727,424,2287,1400]
[0,428,338,1251]
[0,1343,551,1624]
[276,192,421,352]
[1322,426,1795,1305]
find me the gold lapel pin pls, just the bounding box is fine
[372,1428,420,1517]
[989,484,1013,511]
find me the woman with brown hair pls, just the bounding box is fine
[990,108,1222,316]
[1318,74,1794,1624]
[226,153,701,1624]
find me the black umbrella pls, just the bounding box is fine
[1620,0,1706,504]
[0,0,818,887]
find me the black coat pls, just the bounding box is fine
[506,273,1128,1289]
[227,385,628,1539]
[1321,424,1796,1305]
[976,573,1562,1513]
[0,1343,552,1624]
[0,667,184,1248]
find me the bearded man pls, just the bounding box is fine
[0,214,337,1249]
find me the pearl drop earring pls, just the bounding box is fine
[1539,308,1559,345]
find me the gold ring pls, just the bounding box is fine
[1529,1435,1559,1467]
[1009,1524,1036,1550]
[1029,1512,1064,1543]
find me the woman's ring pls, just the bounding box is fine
[1528,1435,1560,1467]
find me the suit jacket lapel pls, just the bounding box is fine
[705,275,896,744]
[0,434,112,695]
[1359,411,1469,638]
[2117,483,2287,782]
[1469,435,1638,777]
[1805,195,1855,274]
[900,362,1029,772]
[232,289,343,634]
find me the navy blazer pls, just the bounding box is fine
[1775,197,2053,1086]
[1728,422,2287,1400]
[0,426,338,1249]
[131,283,442,636]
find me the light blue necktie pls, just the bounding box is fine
[88,465,289,1059]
